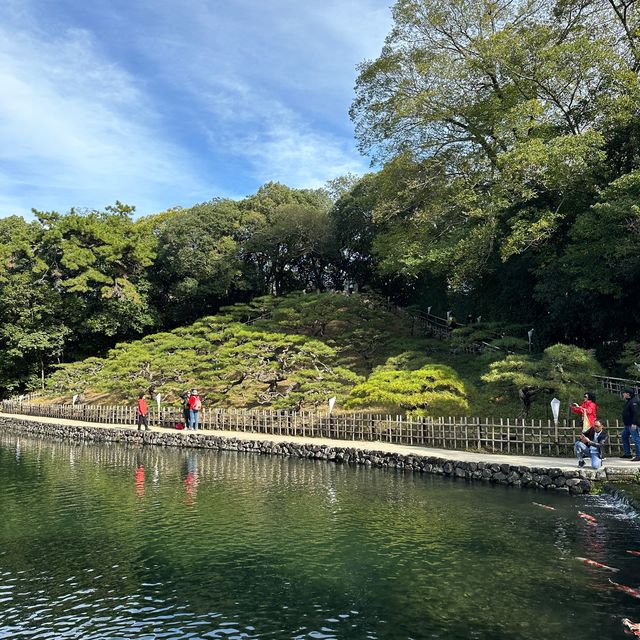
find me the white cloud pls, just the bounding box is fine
[201,84,370,188]
[129,0,391,188]
[0,10,217,217]
[0,0,393,217]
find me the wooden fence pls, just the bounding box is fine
[592,375,640,395]
[1,401,625,458]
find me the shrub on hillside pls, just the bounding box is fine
[345,353,468,416]
[46,318,363,409]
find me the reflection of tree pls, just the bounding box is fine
[0,432,617,639]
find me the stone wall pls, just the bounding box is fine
[0,416,598,494]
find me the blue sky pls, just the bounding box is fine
[0,0,392,218]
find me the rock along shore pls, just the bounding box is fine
[0,415,613,495]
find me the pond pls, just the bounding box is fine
[0,432,639,640]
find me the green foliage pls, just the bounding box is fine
[44,293,412,409]
[346,353,468,416]
[346,0,640,349]
[449,322,528,354]
[47,317,362,410]
[618,341,640,380]
[241,183,338,295]
[150,198,253,324]
[481,343,604,414]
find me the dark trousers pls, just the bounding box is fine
[137,414,149,431]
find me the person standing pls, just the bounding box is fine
[181,391,191,429]
[571,391,598,432]
[621,387,640,460]
[137,392,149,431]
[574,419,608,468]
[188,388,202,431]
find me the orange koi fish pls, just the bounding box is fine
[627,551,640,557]
[578,511,597,526]
[575,557,619,572]
[623,618,640,637]
[609,579,640,599]
[532,502,556,511]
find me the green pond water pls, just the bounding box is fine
[1,432,639,640]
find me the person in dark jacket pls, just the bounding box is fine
[621,387,640,460]
[181,391,191,429]
[574,420,608,468]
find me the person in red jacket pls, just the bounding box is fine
[137,392,149,431]
[571,391,598,432]
[187,388,202,431]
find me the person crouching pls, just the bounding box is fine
[574,419,608,468]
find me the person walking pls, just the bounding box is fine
[188,388,202,431]
[571,391,598,432]
[574,419,608,469]
[621,386,640,460]
[137,392,149,431]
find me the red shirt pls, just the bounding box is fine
[571,400,597,427]
[137,398,148,416]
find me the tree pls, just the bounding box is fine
[0,216,69,393]
[150,199,253,325]
[481,343,603,417]
[349,0,635,297]
[346,352,468,415]
[241,183,337,295]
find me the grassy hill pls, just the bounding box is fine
[40,292,621,420]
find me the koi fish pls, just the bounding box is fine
[623,618,640,637]
[578,511,597,526]
[575,557,619,572]
[532,502,556,511]
[627,551,640,557]
[609,579,640,599]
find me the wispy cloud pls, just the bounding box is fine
[129,0,392,188]
[0,6,219,216]
[0,0,392,216]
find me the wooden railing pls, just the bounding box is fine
[592,375,640,395]
[1,401,625,458]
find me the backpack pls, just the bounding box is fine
[193,397,202,411]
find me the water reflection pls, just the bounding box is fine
[135,453,145,498]
[183,452,199,505]
[0,432,639,640]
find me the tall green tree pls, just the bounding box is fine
[150,199,255,325]
[350,0,635,290]
[241,183,337,295]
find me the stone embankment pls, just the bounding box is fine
[0,416,605,494]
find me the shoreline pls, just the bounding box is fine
[2,412,639,495]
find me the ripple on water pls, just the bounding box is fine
[1,434,639,639]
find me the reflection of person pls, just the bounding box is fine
[621,387,640,461]
[135,457,145,497]
[137,393,149,431]
[571,391,598,431]
[183,454,198,504]
[575,420,608,469]
[188,388,202,431]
